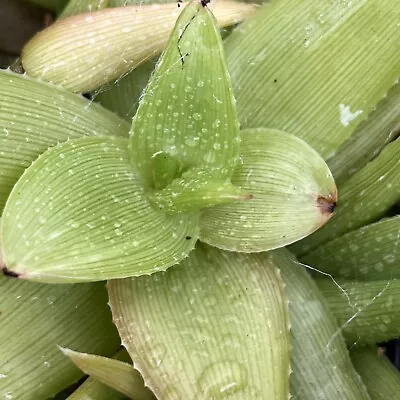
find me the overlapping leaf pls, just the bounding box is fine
[0,275,120,400]
[225,0,400,159]
[200,128,337,252]
[270,249,370,400]
[328,81,400,185]
[292,137,400,256]
[350,347,400,400]
[21,1,256,92]
[0,69,129,212]
[316,278,400,345]
[302,216,400,281]
[0,137,198,282]
[130,2,241,194]
[59,0,109,18]
[62,348,155,400]
[108,244,290,399]
[95,59,156,121]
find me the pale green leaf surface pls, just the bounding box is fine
[302,216,400,281]
[225,0,400,159]
[0,275,120,400]
[62,348,155,400]
[0,69,129,213]
[22,1,256,92]
[130,2,240,189]
[316,278,400,345]
[350,346,400,400]
[67,379,124,400]
[108,244,290,399]
[94,59,156,121]
[328,81,400,185]
[67,349,131,400]
[271,249,370,400]
[149,168,251,213]
[59,0,109,18]
[0,136,199,282]
[199,128,337,252]
[291,137,400,256]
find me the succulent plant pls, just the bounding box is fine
[0,0,399,399]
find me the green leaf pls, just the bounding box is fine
[108,244,290,399]
[225,0,400,159]
[350,346,400,400]
[94,59,156,121]
[199,128,337,252]
[302,216,400,281]
[67,379,124,400]
[327,81,400,186]
[21,2,256,92]
[130,2,240,195]
[0,275,120,400]
[62,348,155,400]
[0,69,129,213]
[270,249,370,400]
[0,136,199,283]
[59,0,109,19]
[291,137,400,257]
[316,278,400,345]
[149,168,252,213]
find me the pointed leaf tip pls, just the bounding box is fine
[1,136,199,283]
[61,347,155,400]
[200,128,337,252]
[130,1,241,202]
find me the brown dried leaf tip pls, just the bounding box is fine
[317,193,338,216]
[2,267,19,279]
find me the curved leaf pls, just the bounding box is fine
[94,59,156,121]
[327,81,400,185]
[271,249,370,400]
[225,0,400,159]
[302,216,400,281]
[0,69,129,213]
[68,383,123,400]
[291,137,400,256]
[108,244,290,399]
[130,2,240,193]
[316,278,400,345]
[21,1,256,92]
[0,275,120,400]
[62,348,155,400]
[200,128,337,252]
[0,136,199,282]
[59,0,109,19]
[350,346,400,400]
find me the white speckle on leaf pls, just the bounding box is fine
[339,104,363,127]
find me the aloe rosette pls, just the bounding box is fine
[0,1,336,282]
[2,0,400,398]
